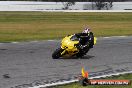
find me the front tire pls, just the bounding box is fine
[52,48,64,59]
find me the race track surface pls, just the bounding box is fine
[0,36,132,88]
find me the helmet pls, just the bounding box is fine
[82,27,91,33]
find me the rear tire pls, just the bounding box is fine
[76,52,84,58]
[52,48,63,59]
[76,48,89,58]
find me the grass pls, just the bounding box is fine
[0,12,132,42]
[52,73,132,88]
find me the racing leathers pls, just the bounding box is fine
[75,32,94,50]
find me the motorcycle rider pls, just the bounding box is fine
[75,27,94,50]
[82,27,94,48]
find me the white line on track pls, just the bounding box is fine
[115,36,127,37]
[103,37,110,38]
[28,70,132,88]
[12,42,19,44]
[103,36,127,38]
[0,36,130,44]
[30,41,38,43]
[47,40,56,41]
[110,36,127,38]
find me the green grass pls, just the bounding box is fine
[52,73,132,88]
[0,12,132,42]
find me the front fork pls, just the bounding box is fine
[60,46,67,56]
[61,49,66,55]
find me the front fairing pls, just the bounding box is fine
[61,35,79,52]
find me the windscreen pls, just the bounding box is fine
[70,35,79,41]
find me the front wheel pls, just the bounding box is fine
[52,48,64,59]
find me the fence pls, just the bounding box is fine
[0,1,132,11]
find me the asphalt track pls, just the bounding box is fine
[0,36,132,88]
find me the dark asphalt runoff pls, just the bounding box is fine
[0,36,132,88]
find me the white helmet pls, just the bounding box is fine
[82,27,91,33]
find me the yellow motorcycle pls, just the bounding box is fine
[52,34,97,59]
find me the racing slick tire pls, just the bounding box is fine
[52,48,63,59]
[76,46,89,58]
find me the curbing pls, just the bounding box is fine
[28,70,132,88]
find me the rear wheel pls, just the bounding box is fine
[76,52,84,58]
[52,48,64,59]
[76,47,89,58]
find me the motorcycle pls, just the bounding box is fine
[52,34,97,59]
